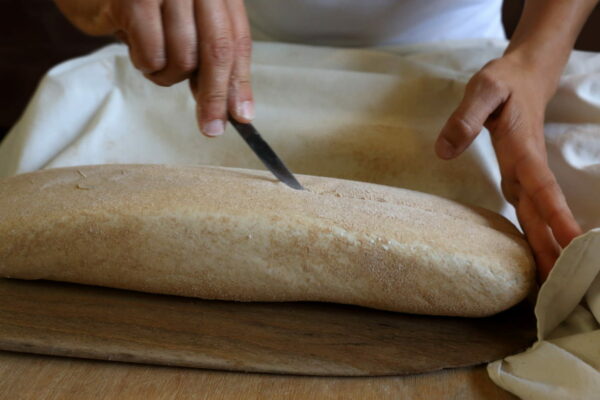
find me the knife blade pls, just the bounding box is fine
[228,116,304,190]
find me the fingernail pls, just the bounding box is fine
[238,101,255,121]
[437,138,455,159]
[203,120,224,137]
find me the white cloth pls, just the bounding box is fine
[488,229,600,400]
[247,0,505,46]
[1,41,600,399]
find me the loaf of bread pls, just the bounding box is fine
[0,164,535,317]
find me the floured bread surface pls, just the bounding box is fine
[0,164,535,317]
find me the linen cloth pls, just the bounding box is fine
[1,40,599,399]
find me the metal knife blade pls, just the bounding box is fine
[228,116,304,190]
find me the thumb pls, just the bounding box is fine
[436,70,509,159]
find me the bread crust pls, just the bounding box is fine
[0,164,535,317]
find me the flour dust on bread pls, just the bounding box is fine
[0,165,535,317]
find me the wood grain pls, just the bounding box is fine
[0,278,535,376]
[0,351,518,399]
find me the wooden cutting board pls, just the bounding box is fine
[0,352,518,399]
[0,278,535,376]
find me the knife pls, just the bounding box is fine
[228,115,304,190]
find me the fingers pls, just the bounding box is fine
[515,151,582,247]
[516,193,561,282]
[490,100,528,206]
[436,68,509,159]
[194,0,235,137]
[146,0,197,86]
[117,0,166,73]
[226,0,254,122]
[114,0,254,136]
[493,108,580,277]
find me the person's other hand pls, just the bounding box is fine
[435,55,581,281]
[87,0,254,136]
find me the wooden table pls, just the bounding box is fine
[0,351,516,399]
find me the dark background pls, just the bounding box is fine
[1,0,599,142]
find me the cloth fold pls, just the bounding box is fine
[488,229,600,399]
[1,40,599,399]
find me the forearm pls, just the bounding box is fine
[505,0,598,98]
[53,0,115,35]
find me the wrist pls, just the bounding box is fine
[501,0,598,102]
[501,46,565,103]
